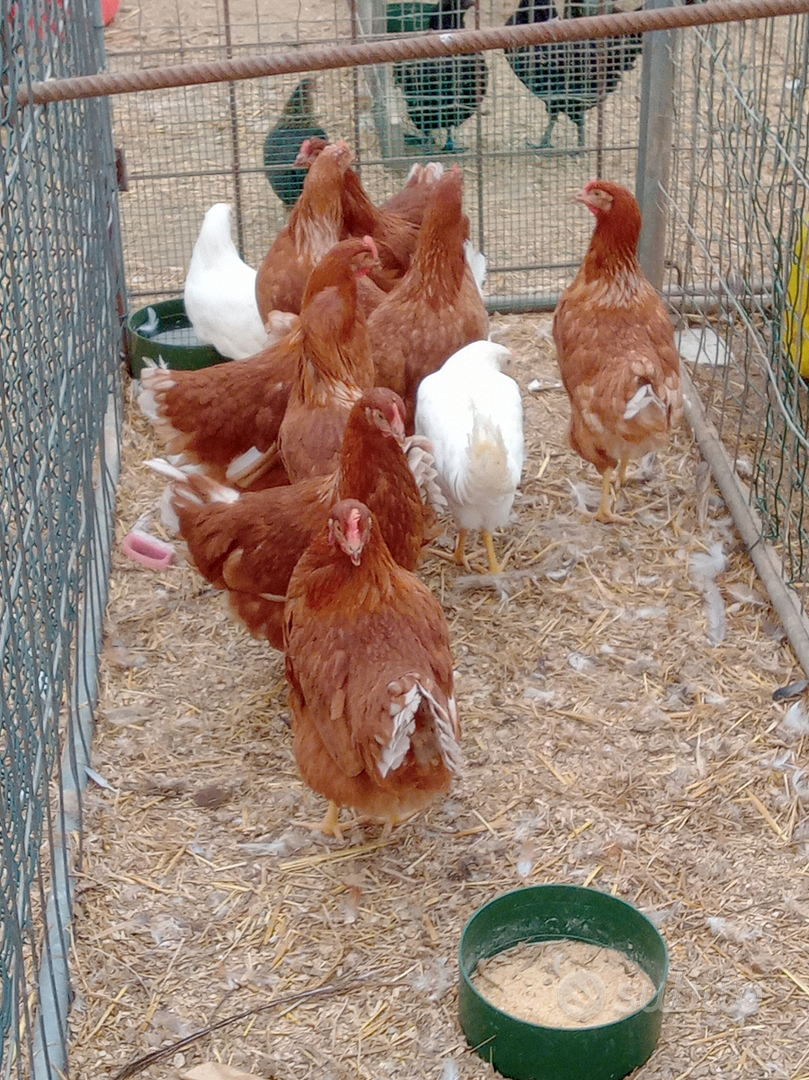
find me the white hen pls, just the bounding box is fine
[415,340,524,574]
[183,203,269,360]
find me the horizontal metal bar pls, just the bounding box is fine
[17,0,809,107]
[122,144,642,184]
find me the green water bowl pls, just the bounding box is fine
[386,2,434,34]
[127,298,227,377]
[459,884,668,1080]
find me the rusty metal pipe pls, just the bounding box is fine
[15,0,809,108]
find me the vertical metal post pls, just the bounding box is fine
[349,0,364,170]
[474,0,485,256]
[595,0,606,178]
[636,0,676,290]
[223,0,245,258]
[355,0,406,162]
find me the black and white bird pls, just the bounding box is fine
[393,0,488,153]
[505,0,642,150]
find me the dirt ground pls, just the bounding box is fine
[64,5,809,1080]
[69,308,809,1080]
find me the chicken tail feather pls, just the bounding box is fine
[623,382,666,421]
[380,674,462,779]
[403,434,448,512]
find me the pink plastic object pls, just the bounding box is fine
[101,0,120,24]
[121,531,175,571]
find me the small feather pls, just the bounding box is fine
[784,700,809,735]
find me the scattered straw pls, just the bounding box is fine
[69,316,809,1080]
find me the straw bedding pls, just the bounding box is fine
[68,5,809,1075]
[68,309,809,1080]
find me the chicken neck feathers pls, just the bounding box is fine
[256,146,349,319]
[368,172,489,424]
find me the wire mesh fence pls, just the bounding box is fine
[662,11,809,611]
[3,0,809,1074]
[0,2,124,1077]
[106,0,646,309]
[104,0,809,618]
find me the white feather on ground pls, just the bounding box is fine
[415,340,524,572]
[183,203,269,361]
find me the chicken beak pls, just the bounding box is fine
[349,550,362,567]
[571,189,587,205]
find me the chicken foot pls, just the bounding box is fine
[302,800,345,842]
[454,527,506,572]
[592,467,632,525]
[453,528,472,571]
[530,112,586,154]
[530,112,559,150]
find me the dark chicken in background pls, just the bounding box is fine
[393,0,488,152]
[505,0,642,150]
[263,77,328,209]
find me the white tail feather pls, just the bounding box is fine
[226,446,270,484]
[623,383,665,421]
[379,678,462,779]
[464,240,487,299]
[403,434,448,512]
[145,458,187,482]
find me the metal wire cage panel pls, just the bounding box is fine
[105,0,646,311]
[662,12,809,605]
[0,2,124,1076]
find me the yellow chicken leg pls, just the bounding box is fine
[593,467,632,525]
[482,530,503,574]
[453,529,471,571]
[594,467,614,523]
[302,801,344,841]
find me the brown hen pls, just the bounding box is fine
[380,161,446,227]
[284,499,461,839]
[255,140,353,325]
[553,179,683,523]
[154,388,433,651]
[139,237,378,493]
[368,167,489,430]
[279,237,377,481]
[295,136,420,294]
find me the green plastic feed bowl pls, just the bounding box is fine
[458,885,668,1080]
[127,298,227,377]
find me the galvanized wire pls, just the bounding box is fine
[3,4,809,1077]
[662,13,809,611]
[0,1,124,1077]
